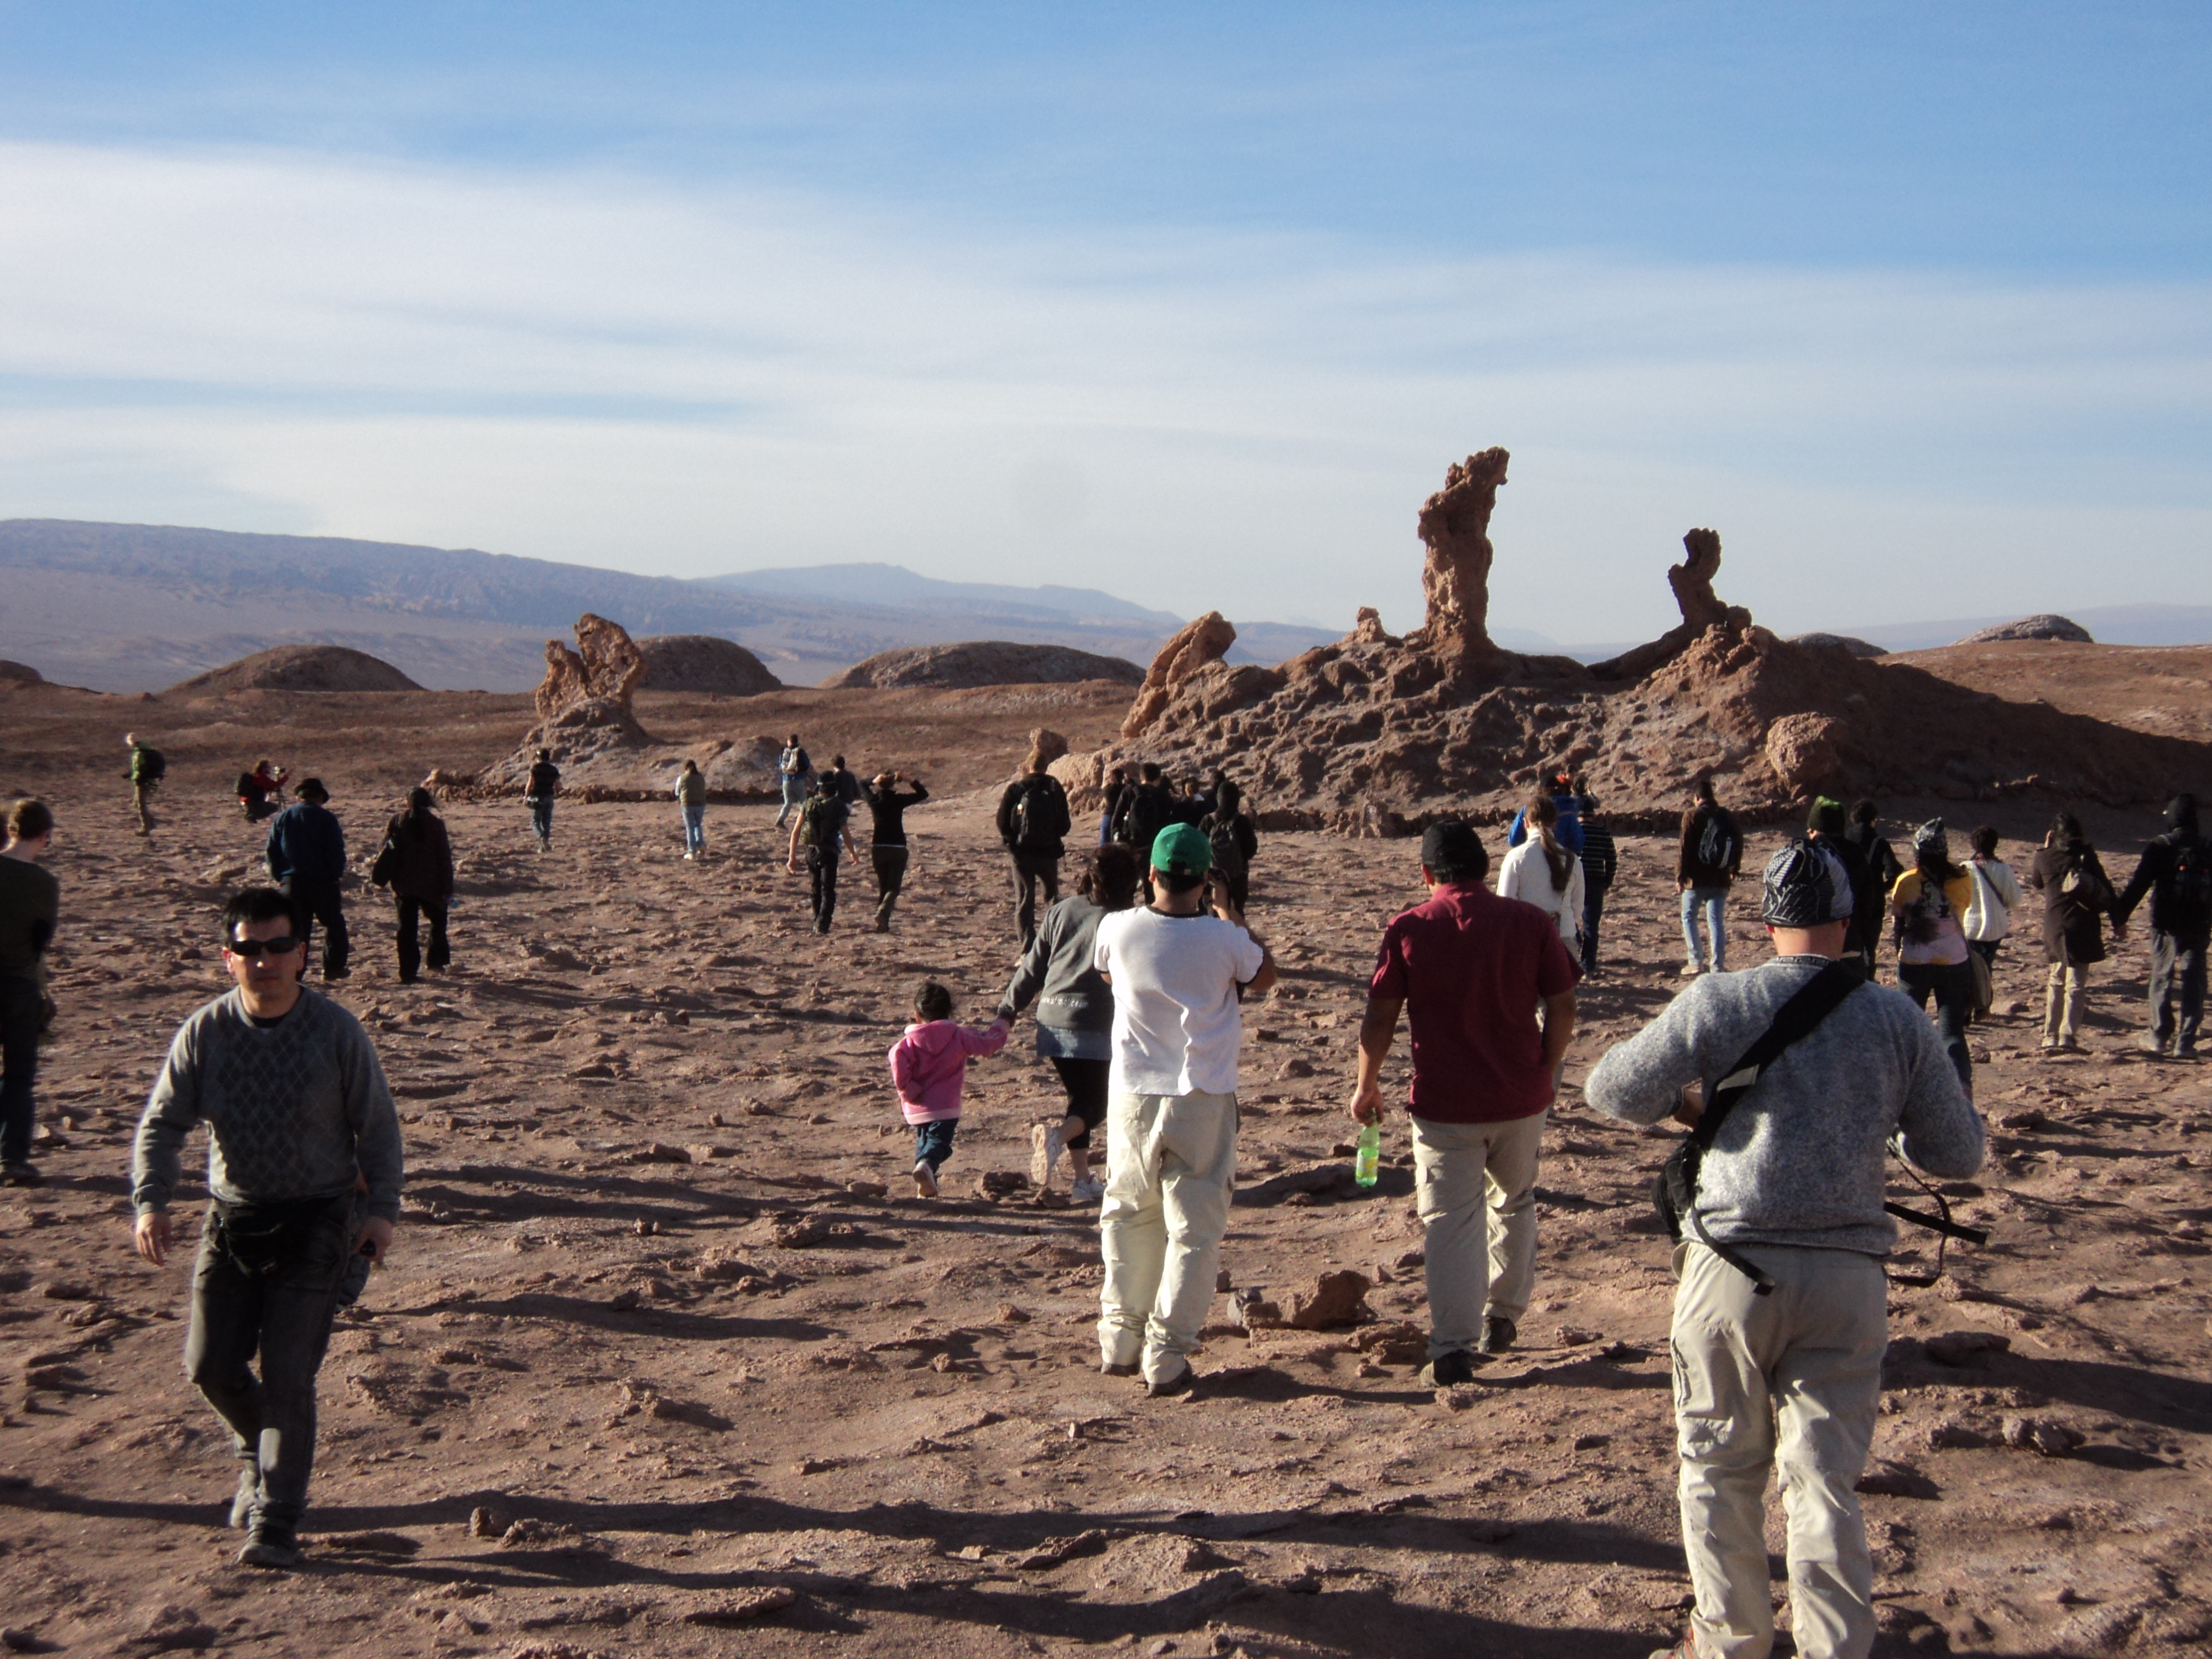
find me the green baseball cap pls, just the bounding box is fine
[1150,822,1213,876]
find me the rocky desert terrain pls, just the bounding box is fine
[2,676,2209,1658]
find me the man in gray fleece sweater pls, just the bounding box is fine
[131,888,404,1571]
[1587,841,1983,1659]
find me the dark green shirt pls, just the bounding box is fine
[0,857,59,983]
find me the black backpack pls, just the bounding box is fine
[1695,808,1736,873]
[1204,812,1248,882]
[800,795,840,849]
[1012,776,1068,849]
[2170,834,2212,923]
[1122,784,1170,853]
[138,746,168,782]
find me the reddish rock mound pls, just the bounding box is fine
[637,634,782,696]
[825,641,1142,691]
[1055,449,2212,832]
[1959,613,2094,645]
[165,645,420,695]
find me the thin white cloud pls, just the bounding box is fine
[2,139,2208,640]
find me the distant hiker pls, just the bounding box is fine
[787,772,859,933]
[2028,813,2124,1052]
[237,760,289,823]
[1963,824,2023,974]
[823,754,861,807]
[523,749,560,852]
[861,770,928,932]
[1841,800,1904,979]
[998,750,1072,948]
[889,979,1008,1198]
[675,759,708,860]
[1573,784,1618,975]
[1098,764,1130,847]
[1498,792,1585,951]
[1352,821,1578,1381]
[1807,797,1876,981]
[126,732,166,835]
[1170,778,1210,828]
[265,779,349,980]
[1199,779,1259,912]
[374,788,453,985]
[1507,771,1585,857]
[1888,819,1976,1094]
[1112,763,1176,900]
[999,842,1141,1203]
[1587,841,1983,1659]
[1092,823,1276,1396]
[2114,792,2208,1058]
[131,886,405,1571]
[773,734,812,829]
[1677,779,1743,975]
[1,799,60,1188]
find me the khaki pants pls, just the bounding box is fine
[2044,961,2090,1045]
[1097,1089,1237,1386]
[1671,1241,1887,1659]
[132,780,156,832]
[1410,1110,1546,1355]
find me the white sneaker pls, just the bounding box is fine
[1071,1175,1105,1204]
[1031,1121,1064,1187]
[1678,962,1702,978]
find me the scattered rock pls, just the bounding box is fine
[1924,1330,2011,1367]
[682,1587,796,1625]
[1854,1459,1938,1499]
[2001,1415,2083,1457]
[979,1170,1032,1198]
[1015,1530,1119,1571]
[1286,1270,1372,1331]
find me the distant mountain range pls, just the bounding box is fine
[0,520,1337,693]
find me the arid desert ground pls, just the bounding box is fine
[2,673,2209,1658]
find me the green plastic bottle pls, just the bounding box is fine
[1354,1120,1381,1188]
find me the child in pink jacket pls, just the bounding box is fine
[889,979,1009,1197]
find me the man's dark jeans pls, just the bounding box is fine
[872,845,909,928]
[1900,960,1976,1093]
[184,1198,352,1531]
[1011,849,1061,947]
[394,896,450,982]
[281,878,349,978]
[1580,883,1609,973]
[2150,930,2208,1052]
[1,975,41,1165]
[808,847,839,932]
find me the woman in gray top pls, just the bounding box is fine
[999,843,1139,1202]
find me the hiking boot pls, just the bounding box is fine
[238,1519,303,1570]
[1031,1122,1064,1188]
[324,967,350,982]
[2178,1044,2199,1061]
[1419,1349,1478,1389]
[912,1162,939,1199]
[0,1160,42,1188]
[1100,1360,1139,1378]
[1478,1317,1517,1355]
[1145,1364,1194,1399]
[874,916,890,933]
[229,1465,260,1530]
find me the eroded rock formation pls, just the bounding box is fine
[535,613,647,721]
[1122,612,1238,739]
[1585,529,1751,682]
[1406,448,1510,677]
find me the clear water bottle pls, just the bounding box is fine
[1354,1120,1381,1188]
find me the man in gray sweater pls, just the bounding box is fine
[131,888,404,1571]
[1588,841,1983,1659]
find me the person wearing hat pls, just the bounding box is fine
[1587,841,1983,1659]
[524,749,560,853]
[1887,819,1976,1093]
[1805,796,1874,981]
[264,779,349,980]
[860,769,929,932]
[1351,820,1579,1380]
[1089,821,1276,1396]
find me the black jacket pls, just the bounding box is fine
[863,780,928,846]
[2116,797,2210,938]
[267,804,347,889]
[998,774,1071,855]
[383,811,455,901]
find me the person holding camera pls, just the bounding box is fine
[1586,843,1982,1659]
[130,888,405,1572]
[1090,823,1275,1396]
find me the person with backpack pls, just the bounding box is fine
[1507,771,1585,857]
[1098,765,1130,847]
[1805,798,1875,980]
[997,750,1072,948]
[1498,792,1585,953]
[126,732,166,835]
[1572,784,1618,976]
[861,770,928,932]
[674,759,708,860]
[823,754,861,807]
[786,772,859,933]
[2027,812,2125,1053]
[265,780,349,981]
[373,788,454,984]
[523,749,560,853]
[1962,824,2023,974]
[1841,800,1903,981]
[1199,779,1259,911]
[2114,792,2209,1059]
[1677,779,1743,976]
[1586,842,1983,1659]
[1112,763,1176,899]
[773,734,812,830]
[1888,820,1977,1094]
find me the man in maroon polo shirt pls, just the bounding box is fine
[1350,820,1579,1386]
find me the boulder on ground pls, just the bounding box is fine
[1286,1269,1373,1330]
[166,645,420,695]
[824,641,1143,691]
[1958,614,2094,645]
[637,635,781,696]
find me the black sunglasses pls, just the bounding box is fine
[226,936,305,959]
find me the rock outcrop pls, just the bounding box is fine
[826,641,1142,691]
[484,614,660,792]
[536,613,646,721]
[165,645,420,695]
[1959,614,2095,645]
[1791,632,1886,659]
[1585,529,1750,682]
[1404,448,1510,678]
[1122,613,1239,739]
[637,635,782,696]
[0,660,44,686]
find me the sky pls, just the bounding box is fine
[2,2,2209,644]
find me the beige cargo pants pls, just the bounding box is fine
[1409,1109,1546,1357]
[1670,1240,1887,1659]
[1097,1089,1237,1387]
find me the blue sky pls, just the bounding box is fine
[2,2,2208,641]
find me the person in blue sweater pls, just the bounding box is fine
[1506,771,1584,858]
[265,779,349,980]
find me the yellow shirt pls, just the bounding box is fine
[1888,869,1973,966]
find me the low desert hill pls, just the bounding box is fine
[635,634,783,696]
[825,640,1144,690]
[164,644,421,695]
[1892,639,2212,747]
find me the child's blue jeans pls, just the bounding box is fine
[914,1119,957,1171]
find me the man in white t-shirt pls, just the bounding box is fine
[1091,822,1276,1396]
